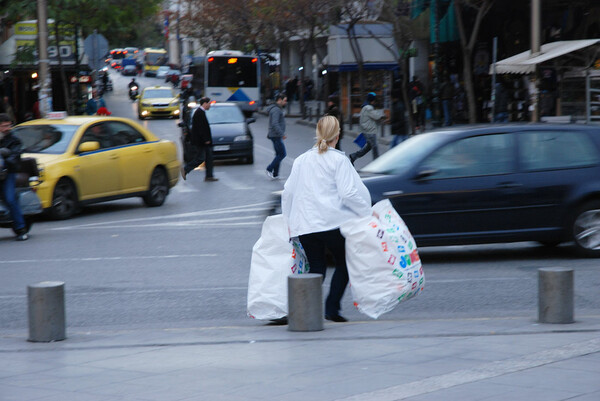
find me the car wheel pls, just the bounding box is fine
[571,201,600,257]
[50,178,78,219]
[143,167,169,207]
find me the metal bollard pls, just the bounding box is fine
[538,268,574,324]
[288,274,323,332]
[28,281,66,342]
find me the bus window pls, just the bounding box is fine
[208,57,257,88]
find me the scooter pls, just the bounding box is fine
[0,157,43,235]
[129,85,139,101]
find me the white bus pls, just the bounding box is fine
[202,50,260,115]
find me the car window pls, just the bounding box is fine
[80,123,114,150]
[519,130,599,171]
[13,124,78,154]
[423,133,514,178]
[143,89,174,98]
[361,132,447,175]
[104,121,146,146]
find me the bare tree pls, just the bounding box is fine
[454,0,495,123]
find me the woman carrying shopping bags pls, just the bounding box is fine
[282,115,373,322]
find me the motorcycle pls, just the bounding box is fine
[0,157,43,235]
[129,85,139,101]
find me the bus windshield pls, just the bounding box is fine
[207,57,257,88]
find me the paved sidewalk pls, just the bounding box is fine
[2,315,599,400]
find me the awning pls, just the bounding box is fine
[490,39,600,74]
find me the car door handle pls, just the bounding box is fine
[497,182,522,189]
[383,190,404,197]
[109,154,119,160]
[143,148,152,153]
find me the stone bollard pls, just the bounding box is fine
[288,274,323,332]
[28,281,66,342]
[538,268,574,324]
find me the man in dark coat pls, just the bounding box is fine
[0,113,28,240]
[181,97,218,181]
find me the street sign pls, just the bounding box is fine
[84,32,108,70]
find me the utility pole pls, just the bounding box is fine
[530,0,541,122]
[37,0,52,116]
[431,0,442,127]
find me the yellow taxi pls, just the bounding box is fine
[12,113,180,219]
[137,86,180,119]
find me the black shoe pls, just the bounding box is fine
[325,314,347,323]
[268,316,288,325]
[204,177,218,182]
[16,233,29,241]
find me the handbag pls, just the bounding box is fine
[340,199,425,319]
[247,215,310,320]
[353,133,367,148]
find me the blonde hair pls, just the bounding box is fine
[316,115,340,153]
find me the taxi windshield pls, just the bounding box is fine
[144,89,174,98]
[13,124,79,154]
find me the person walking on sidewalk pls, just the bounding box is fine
[181,97,218,182]
[390,91,408,147]
[266,94,287,179]
[349,92,385,164]
[325,94,343,150]
[282,115,372,322]
[0,114,28,240]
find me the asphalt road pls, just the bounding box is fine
[1,71,598,335]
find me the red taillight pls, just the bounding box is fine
[228,58,238,64]
[208,57,214,62]
[249,101,256,105]
[251,58,257,63]
[210,100,217,104]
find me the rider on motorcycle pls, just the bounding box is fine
[0,113,28,241]
[128,78,138,89]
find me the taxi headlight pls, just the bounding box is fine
[173,109,180,115]
[234,135,251,142]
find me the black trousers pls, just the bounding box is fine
[299,228,348,316]
[184,144,214,178]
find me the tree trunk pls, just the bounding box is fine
[462,48,477,123]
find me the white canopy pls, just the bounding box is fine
[490,39,600,74]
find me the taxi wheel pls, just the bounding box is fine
[143,167,168,207]
[51,178,78,220]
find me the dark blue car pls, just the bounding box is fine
[361,124,600,257]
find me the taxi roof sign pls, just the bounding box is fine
[46,111,68,119]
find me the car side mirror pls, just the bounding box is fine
[246,117,256,124]
[177,122,186,128]
[78,141,100,153]
[414,168,438,180]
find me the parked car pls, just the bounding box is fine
[155,66,170,79]
[137,86,180,120]
[12,113,180,219]
[180,102,254,164]
[360,124,600,257]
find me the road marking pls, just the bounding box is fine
[50,202,273,230]
[0,254,217,265]
[335,337,600,401]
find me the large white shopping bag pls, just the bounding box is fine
[247,214,309,320]
[340,199,425,319]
